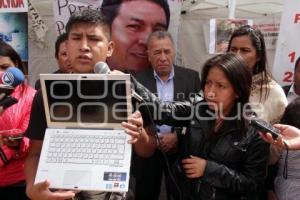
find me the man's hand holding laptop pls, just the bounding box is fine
[122,111,144,144]
[26,180,76,200]
[122,111,157,157]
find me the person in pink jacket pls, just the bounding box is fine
[0,40,36,200]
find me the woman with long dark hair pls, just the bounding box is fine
[227,25,288,199]
[0,40,36,200]
[227,25,287,125]
[124,53,270,199]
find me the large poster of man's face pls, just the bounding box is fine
[53,0,180,74]
[101,0,170,73]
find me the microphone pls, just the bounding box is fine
[0,67,25,97]
[94,61,143,102]
[0,67,23,109]
[0,67,25,87]
[94,61,111,74]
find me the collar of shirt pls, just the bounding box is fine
[153,66,174,134]
[153,66,175,83]
[287,83,299,103]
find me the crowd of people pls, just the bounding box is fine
[1,1,300,200]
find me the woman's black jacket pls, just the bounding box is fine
[133,78,270,200]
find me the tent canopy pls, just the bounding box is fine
[182,0,283,17]
[175,0,283,76]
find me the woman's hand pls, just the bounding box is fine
[181,155,207,178]
[259,124,300,150]
[0,135,22,149]
[121,111,144,144]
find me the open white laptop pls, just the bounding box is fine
[35,74,132,192]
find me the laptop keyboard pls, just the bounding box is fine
[46,134,126,167]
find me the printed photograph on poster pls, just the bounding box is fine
[0,0,28,74]
[209,18,252,54]
[253,21,280,50]
[52,0,181,74]
[0,12,28,61]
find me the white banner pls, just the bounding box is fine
[0,0,28,61]
[28,0,48,48]
[273,0,300,85]
[167,0,181,49]
[53,0,102,35]
[53,0,181,38]
[253,20,280,50]
[0,0,28,13]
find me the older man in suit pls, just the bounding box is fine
[133,30,200,200]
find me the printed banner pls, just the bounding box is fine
[52,0,181,73]
[0,0,28,12]
[209,18,252,54]
[53,0,102,35]
[53,0,180,36]
[28,0,48,49]
[273,0,300,85]
[253,20,280,50]
[0,0,28,61]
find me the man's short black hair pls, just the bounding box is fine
[55,33,67,59]
[65,9,111,40]
[281,97,300,128]
[101,0,170,29]
[295,56,300,71]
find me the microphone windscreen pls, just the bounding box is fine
[0,67,25,87]
[94,61,111,74]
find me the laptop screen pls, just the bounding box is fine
[41,74,132,128]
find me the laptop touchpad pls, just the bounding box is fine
[63,170,91,187]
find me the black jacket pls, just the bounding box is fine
[133,78,270,200]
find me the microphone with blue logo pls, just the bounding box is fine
[0,67,25,87]
[0,67,25,109]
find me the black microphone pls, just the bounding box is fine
[94,61,143,102]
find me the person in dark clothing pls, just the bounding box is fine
[24,9,123,200]
[133,30,200,200]
[282,56,300,102]
[123,53,270,200]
